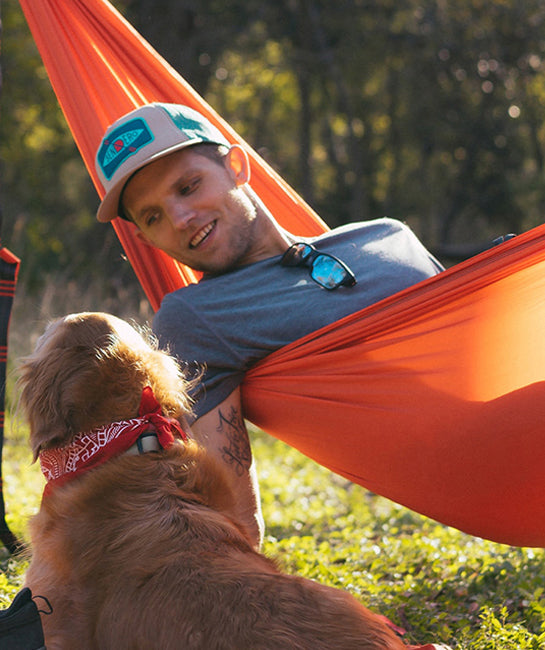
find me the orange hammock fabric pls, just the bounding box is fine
[19,0,545,547]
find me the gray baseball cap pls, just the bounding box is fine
[95,103,231,223]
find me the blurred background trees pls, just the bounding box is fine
[2,0,545,297]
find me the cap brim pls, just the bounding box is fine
[96,137,211,223]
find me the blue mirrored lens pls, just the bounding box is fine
[299,244,313,261]
[311,255,347,289]
[282,243,312,266]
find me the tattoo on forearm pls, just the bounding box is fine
[216,406,251,477]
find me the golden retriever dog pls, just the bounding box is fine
[17,312,434,650]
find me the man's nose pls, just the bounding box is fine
[168,202,196,230]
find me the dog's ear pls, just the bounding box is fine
[18,342,108,459]
[17,312,196,459]
[16,314,120,459]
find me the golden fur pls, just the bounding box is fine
[18,312,407,650]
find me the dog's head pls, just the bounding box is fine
[18,312,195,459]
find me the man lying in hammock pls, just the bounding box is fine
[95,102,444,548]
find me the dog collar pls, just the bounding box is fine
[125,431,164,455]
[39,386,188,492]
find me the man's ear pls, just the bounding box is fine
[225,145,250,186]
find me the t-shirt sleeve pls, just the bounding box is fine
[152,294,246,422]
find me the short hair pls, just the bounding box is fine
[190,142,230,164]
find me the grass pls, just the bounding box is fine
[0,417,544,649]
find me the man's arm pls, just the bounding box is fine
[189,387,264,549]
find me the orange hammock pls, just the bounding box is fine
[19,0,545,547]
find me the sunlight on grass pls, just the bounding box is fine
[251,428,545,649]
[0,415,43,605]
[1,418,544,648]
[3,416,44,527]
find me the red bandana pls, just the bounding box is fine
[39,386,187,491]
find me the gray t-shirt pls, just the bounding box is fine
[153,218,444,420]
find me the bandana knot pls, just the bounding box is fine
[39,386,187,491]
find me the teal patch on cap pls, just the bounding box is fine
[169,113,214,142]
[161,104,228,146]
[97,118,154,180]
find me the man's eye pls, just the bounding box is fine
[145,214,159,227]
[180,179,199,195]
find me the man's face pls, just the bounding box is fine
[122,146,265,274]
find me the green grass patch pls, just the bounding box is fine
[1,421,544,649]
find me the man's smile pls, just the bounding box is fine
[189,221,216,249]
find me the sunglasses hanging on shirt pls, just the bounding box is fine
[281,242,357,290]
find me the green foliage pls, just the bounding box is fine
[144,0,545,246]
[2,0,545,300]
[3,423,543,648]
[0,0,142,293]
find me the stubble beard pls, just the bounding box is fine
[194,199,260,276]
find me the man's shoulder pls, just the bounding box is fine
[153,256,278,326]
[155,283,196,314]
[158,256,282,307]
[153,284,204,337]
[319,217,407,238]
